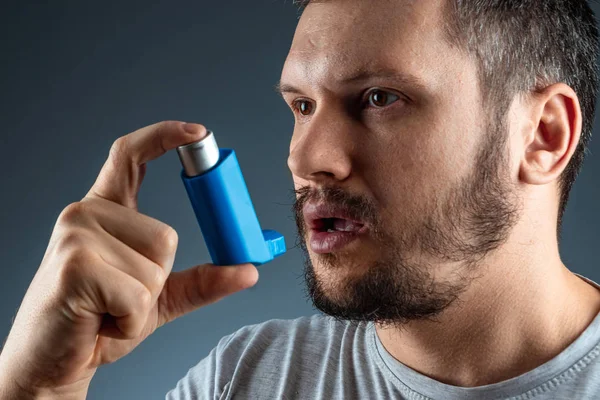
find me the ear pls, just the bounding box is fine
[519,83,582,185]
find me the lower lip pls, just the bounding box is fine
[309,226,368,254]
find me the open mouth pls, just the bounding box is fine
[313,217,366,233]
[309,218,368,254]
[302,202,369,253]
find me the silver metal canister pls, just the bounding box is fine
[176,130,220,177]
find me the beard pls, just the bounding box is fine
[292,118,521,329]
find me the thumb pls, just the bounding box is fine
[156,263,259,327]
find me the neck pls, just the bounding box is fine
[375,217,600,387]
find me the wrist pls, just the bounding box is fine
[0,368,89,400]
[0,373,35,400]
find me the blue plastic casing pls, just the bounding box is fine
[180,148,286,266]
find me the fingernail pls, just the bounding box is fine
[182,122,205,136]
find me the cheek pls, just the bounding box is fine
[506,108,528,182]
[361,115,481,217]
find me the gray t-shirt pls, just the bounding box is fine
[166,274,600,399]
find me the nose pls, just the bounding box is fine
[287,106,354,185]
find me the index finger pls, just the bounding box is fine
[85,121,207,209]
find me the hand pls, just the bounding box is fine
[0,121,259,399]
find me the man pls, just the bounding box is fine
[1,0,599,398]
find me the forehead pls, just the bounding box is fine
[281,0,463,91]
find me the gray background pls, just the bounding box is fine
[0,1,598,399]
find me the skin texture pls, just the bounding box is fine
[0,122,259,399]
[1,0,599,396]
[282,0,600,387]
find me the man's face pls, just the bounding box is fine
[281,0,520,326]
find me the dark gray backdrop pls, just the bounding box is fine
[1,1,598,398]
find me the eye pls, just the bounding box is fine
[366,89,400,108]
[291,99,314,116]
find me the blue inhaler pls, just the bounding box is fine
[176,130,286,266]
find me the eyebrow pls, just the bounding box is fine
[274,68,427,96]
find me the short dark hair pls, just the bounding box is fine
[293,0,599,232]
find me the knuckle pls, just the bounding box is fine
[55,229,87,253]
[111,136,127,152]
[109,136,128,161]
[135,285,152,310]
[58,249,92,284]
[58,202,89,225]
[152,265,167,289]
[154,225,178,254]
[158,120,174,129]
[159,120,184,130]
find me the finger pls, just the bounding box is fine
[77,197,177,268]
[70,255,152,340]
[85,120,208,209]
[103,270,152,340]
[96,225,167,301]
[157,263,259,327]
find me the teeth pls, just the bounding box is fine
[333,218,364,232]
[321,219,365,233]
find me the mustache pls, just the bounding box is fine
[291,185,378,236]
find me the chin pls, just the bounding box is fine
[309,250,377,284]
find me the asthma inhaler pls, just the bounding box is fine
[176,130,286,266]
